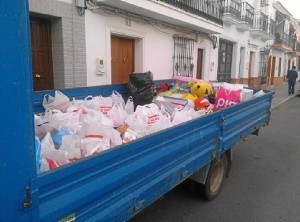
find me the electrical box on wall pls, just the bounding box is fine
[96,57,105,75]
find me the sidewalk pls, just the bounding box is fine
[265,82,299,110]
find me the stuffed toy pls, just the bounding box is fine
[194,97,210,110]
[182,93,198,101]
[157,83,173,95]
[191,81,212,98]
[177,81,193,94]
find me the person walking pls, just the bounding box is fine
[287,65,298,95]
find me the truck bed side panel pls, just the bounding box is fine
[31,112,221,221]
[220,92,273,150]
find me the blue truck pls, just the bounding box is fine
[0,1,273,221]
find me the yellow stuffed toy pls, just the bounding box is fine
[191,81,212,98]
[182,93,198,101]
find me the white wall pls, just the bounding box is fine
[85,10,214,86]
[272,50,281,77]
[218,24,254,79]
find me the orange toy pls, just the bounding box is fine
[194,97,210,110]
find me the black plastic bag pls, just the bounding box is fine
[127,71,155,109]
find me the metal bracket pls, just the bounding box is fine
[23,186,32,209]
[209,35,219,49]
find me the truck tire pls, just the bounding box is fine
[202,154,228,200]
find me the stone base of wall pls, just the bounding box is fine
[231,78,248,85]
[231,78,259,88]
[231,76,286,89]
[272,77,285,85]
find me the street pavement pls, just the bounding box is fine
[266,81,300,110]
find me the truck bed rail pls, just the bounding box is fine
[29,84,273,221]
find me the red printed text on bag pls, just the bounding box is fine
[147,114,160,125]
[100,106,112,114]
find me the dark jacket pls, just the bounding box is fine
[287,68,298,82]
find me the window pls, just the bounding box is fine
[173,36,195,77]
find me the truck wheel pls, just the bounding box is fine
[202,154,228,200]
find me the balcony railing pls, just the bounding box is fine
[253,12,268,32]
[269,18,275,36]
[275,33,291,45]
[158,0,223,25]
[223,0,242,19]
[276,33,290,45]
[241,2,254,26]
[295,42,300,52]
[274,33,296,49]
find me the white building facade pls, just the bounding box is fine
[28,0,300,90]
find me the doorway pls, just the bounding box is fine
[217,40,233,82]
[248,51,254,86]
[30,17,53,91]
[111,36,135,84]
[196,49,203,79]
[270,56,276,85]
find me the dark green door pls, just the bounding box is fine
[217,40,233,83]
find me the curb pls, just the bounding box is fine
[271,95,296,110]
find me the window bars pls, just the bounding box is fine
[259,48,269,84]
[173,36,195,77]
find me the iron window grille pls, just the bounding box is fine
[173,36,195,77]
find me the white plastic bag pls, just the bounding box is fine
[43,91,71,112]
[34,114,53,140]
[80,111,114,138]
[125,96,134,115]
[81,137,110,157]
[125,103,162,137]
[111,90,125,108]
[59,135,82,161]
[108,103,128,127]
[83,96,96,109]
[253,90,265,98]
[146,112,172,135]
[172,107,193,126]
[122,129,138,143]
[98,96,113,114]
[135,103,161,128]
[110,129,123,147]
[47,112,81,134]
[125,112,147,138]
[40,132,69,166]
[71,97,85,108]
[39,158,51,173]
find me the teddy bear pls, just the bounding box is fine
[190,81,213,98]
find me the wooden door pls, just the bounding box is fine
[111,36,134,84]
[30,17,53,91]
[267,56,272,85]
[270,56,276,85]
[196,49,203,79]
[278,57,282,77]
[248,52,254,86]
